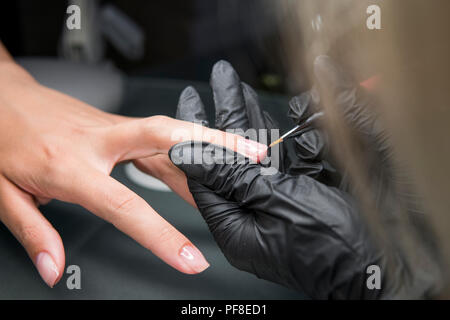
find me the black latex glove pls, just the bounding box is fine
[170,140,385,299]
[175,60,285,172]
[285,89,341,185]
[170,60,395,299]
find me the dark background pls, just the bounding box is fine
[1,0,293,93]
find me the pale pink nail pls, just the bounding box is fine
[179,244,210,274]
[237,139,268,163]
[35,252,59,288]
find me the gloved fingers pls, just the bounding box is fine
[286,157,324,177]
[287,90,329,163]
[241,81,285,160]
[293,129,326,160]
[168,141,360,231]
[313,55,384,140]
[187,179,244,236]
[210,60,249,131]
[287,91,315,125]
[187,179,261,275]
[169,141,307,209]
[169,141,260,200]
[174,87,261,273]
[176,86,209,127]
[241,82,267,132]
[240,81,287,169]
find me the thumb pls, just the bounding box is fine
[168,141,269,206]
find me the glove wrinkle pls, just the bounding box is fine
[176,86,209,127]
[241,82,267,131]
[211,60,249,131]
[288,92,313,124]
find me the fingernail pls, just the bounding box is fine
[238,139,268,163]
[35,252,59,288]
[179,244,210,274]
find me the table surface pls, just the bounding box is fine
[0,77,304,299]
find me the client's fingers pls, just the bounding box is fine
[60,168,209,274]
[133,154,196,207]
[103,116,268,164]
[0,176,64,287]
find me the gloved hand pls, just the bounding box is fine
[170,59,439,299]
[171,140,384,298]
[169,60,384,299]
[285,88,340,186]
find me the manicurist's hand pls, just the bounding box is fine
[169,59,438,299]
[0,44,267,287]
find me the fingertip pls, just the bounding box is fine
[179,86,199,101]
[257,144,268,163]
[178,243,210,274]
[236,139,268,163]
[210,60,239,87]
[177,87,209,127]
[35,251,61,288]
[212,60,233,75]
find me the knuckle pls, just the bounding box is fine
[149,115,171,126]
[108,193,137,220]
[145,115,171,133]
[40,141,67,179]
[41,139,63,164]
[150,225,181,247]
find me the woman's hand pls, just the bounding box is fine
[0,59,267,287]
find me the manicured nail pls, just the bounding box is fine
[237,139,268,163]
[35,252,59,288]
[179,244,210,274]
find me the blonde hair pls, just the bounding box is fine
[277,0,450,298]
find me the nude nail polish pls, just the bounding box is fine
[179,244,210,274]
[35,252,59,288]
[237,139,267,162]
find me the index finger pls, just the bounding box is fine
[104,116,268,164]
